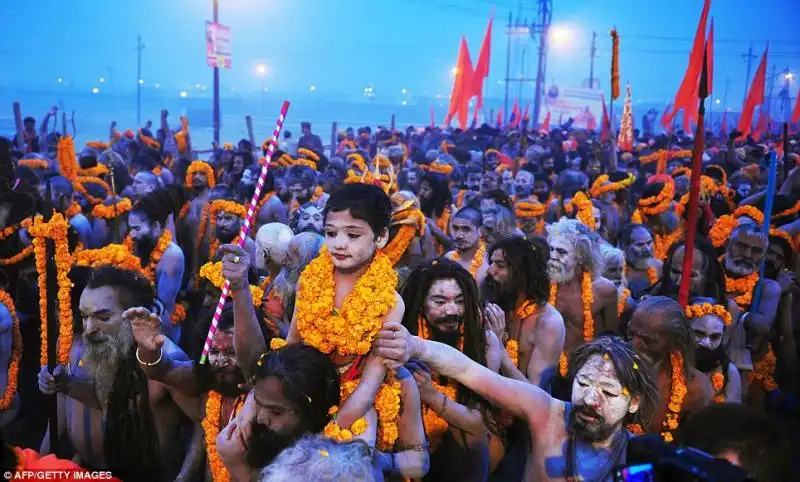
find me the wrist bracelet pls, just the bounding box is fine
[136,347,163,366]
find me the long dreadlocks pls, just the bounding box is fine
[400,259,499,434]
[86,267,162,480]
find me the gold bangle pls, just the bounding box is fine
[136,347,163,366]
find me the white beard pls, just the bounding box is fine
[724,250,757,277]
[549,260,576,285]
[81,325,135,411]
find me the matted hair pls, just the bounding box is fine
[634,296,696,379]
[260,435,378,482]
[566,336,659,428]
[547,218,604,278]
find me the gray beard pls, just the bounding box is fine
[724,251,757,277]
[81,324,135,411]
[549,260,576,285]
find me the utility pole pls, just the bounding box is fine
[531,0,552,128]
[766,64,777,121]
[136,35,145,127]
[742,43,756,105]
[212,0,221,144]
[588,30,597,89]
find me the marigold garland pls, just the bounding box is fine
[684,303,732,326]
[711,371,726,403]
[297,148,321,163]
[429,162,454,176]
[638,181,675,216]
[56,136,79,181]
[455,190,467,208]
[198,261,265,307]
[652,224,684,262]
[185,161,216,189]
[446,241,485,278]
[75,244,150,280]
[772,201,800,221]
[293,158,318,170]
[384,225,417,266]
[640,149,692,175]
[0,290,22,410]
[709,214,739,248]
[203,390,246,482]
[564,192,595,231]
[725,271,759,309]
[269,338,287,350]
[72,182,105,206]
[590,172,635,198]
[296,246,397,356]
[0,221,27,242]
[207,200,246,258]
[733,205,764,225]
[18,158,49,170]
[0,246,34,266]
[28,214,73,366]
[123,230,172,283]
[505,340,519,368]
[749,344,778,393]
[769,229,798,252]
[618,288,631,317]
[178,202,191,222]
[515,200,546,219]
[422,381,458,451]
[64,202,81,218]
[91,198,132,220]
[549,271,594,342]
[175,116,190,154]
[196,203,211,253]
[170,303,186,326]
[78,164,109,177]
[434,206,452,255]
[628,352,686,442]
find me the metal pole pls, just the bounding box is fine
[743,43,755,105]
[213,0,221,144]
[589,30,597,89]
[532,0,551,129]
[518,46,526,102]
[766,64,777,122]
[136,35,144,127]
[504,11,512,126]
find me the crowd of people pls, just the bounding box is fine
[0,107,797,481]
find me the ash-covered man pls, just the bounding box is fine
[290,202,324,236]
[619,224,662,298]
[547,219,619,353]
[375,332,659,482]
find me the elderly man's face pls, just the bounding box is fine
[295,206,324,235]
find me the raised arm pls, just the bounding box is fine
[219,244,267,378]
[375,325,555,431]
[156,246,185,342]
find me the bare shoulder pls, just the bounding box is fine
[652,259,664,273]
[536,304,565,335]
[726,362,740,383]
[762,277,781,298]
[444,250,456,259]
[594,276,618,297]
[385,292,405,323]
[686,367,713,410]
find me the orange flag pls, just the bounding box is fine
[752,108,769,141]
[792,89,800,125]
[496,108,503,128]
[471,15,493,109]
[664,0,711,132]
[706,19,714,97]
[445,37,474,129]
[736,46,768,140]
[540,111,551,133]
[509,99,521,128]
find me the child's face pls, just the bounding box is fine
[324,209,382,273]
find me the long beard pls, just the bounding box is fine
[548,259,576,285]
[135,237,156,263]
[569,404,619,443]
[216,228,238,244]
[426,315,464,348]
[696,345,727,373]
[82,324,135,405]
[246,422,307,468]
[483,276,516,312]
[199,364,245,398]
[724,250,757,277]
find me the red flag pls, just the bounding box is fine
[587,111,597,131]
[430,105,436,128]
[660,103,673,133]
[471,15,493,109]
[737,46,768,140]
[522,104,530,121]
[752,108,769,141]
[509,100,521,127]
[496,108,503,128]
[445,37,474,129]
[719,110,728,137]
[540,111,551,133]
[792,89,800,125]
[601,95,611,142]
[706,19,714,97]
[664,0,711,132]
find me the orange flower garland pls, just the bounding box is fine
[208,200,247,258]
[515,200,546,219]
[447,241,486,278]
[725,271,759,309]
[203,390,246,482]
[295,246,397,356]
[91,198,132,220]
[64,202,81,218]
[455,190,467,208]
[421,381,458,451]
[733,205,764,225]
[0,221,27,242]
[564,192,595,231]
[18,158,49,170]
[638,181,675,216]
[185,161,216,189]
[175,116,190,154]
[684,303,732,326]
[769,229,798,252]
[589,172,635,198]
[170,303,186,326]
[0,290,22,410]
[75,244,150,281]
[772,201,800,221]
[662,352,687,442]
[56,135,79,181]
[324,375,401,451]
[709,214,739,248]
[0,246,34,266]
[618,288,631,317]
[384,225,417,266]
[711,371,726,403]
[78,164,109,177]
[124,230,172,283]
[178,202,191,222]
[429,161,454,176]
[549,272,594,342]
[199,261,265,307]
[653,224,684,262]
[28,214,73,366]
[749,345,778,393]
[640,149,692,175]
[196,203,211,252]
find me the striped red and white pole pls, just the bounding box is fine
[199,100,291,364]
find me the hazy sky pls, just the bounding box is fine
[2,0,798,107]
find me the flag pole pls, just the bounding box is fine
[750,150,778,312]
[678,42,710,307]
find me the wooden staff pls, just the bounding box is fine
[42,179,60,454]
[678,42,710,307]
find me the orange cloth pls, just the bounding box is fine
[16,448,122,481]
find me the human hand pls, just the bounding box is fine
[484,303,507,341]
[38,365,68,395]
[220,244,251,292]
[372,322,415,368]
[216,418,248,469]
[406,360,434,395]
[125,307,165,354]
[776,270,797,294]
[161,109,169,120]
